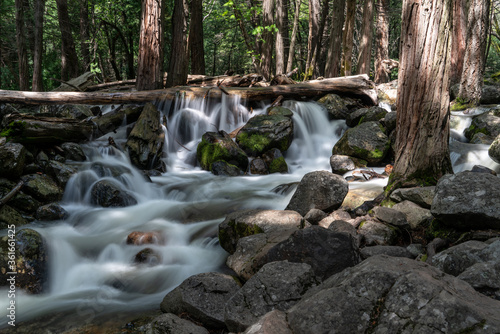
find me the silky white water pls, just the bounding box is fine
[1,97,498,329]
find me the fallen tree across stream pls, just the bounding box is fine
[0,75,378,106]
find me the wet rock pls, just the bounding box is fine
[127,231,164,245]
[36,203,68,221]
[393,200,433,229]
[21,173,63,203]
[381,111,397,134]
[211,160,245,176]
[332,121,390,165]
[218,209,304,254]
[236,114,294,156]
[327,219,361,247]
[406,243,425,258]
[431,171,500,230]
[243,310,292,334]
[489,134,500,164]
[360,245,414,259]
[0,204,28,229]
[250,158,269,175]
[145,313,209,334]
[134,248,162,265]
[125,103,165,171]
[471,164,497,175]
[372,206,409,228]
[356,106,387,125]
[389,186,435,209]
[46,160,78,188]
[197,130,248,172]
[329,155,356,174]
[263,226,361,280]
[0,142,26,179]
[262,148,288,174]
[90,180,137,207]
[267,106,294,117]
[285,171,348,216]
[90,161,133,178]
[317,94,349,119]
[286,255,500,334]
[61,142,86,161]
[480,85,500,104]
[471,132,495,144]
[160,272,240,328]
[345,107,370,127]
[224,261,319,332]
[303,208,327,225]
[357,220,398,246]
[464,111,500,141]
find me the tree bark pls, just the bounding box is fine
[458,0,490,105]
[189,0,205,75]
[15,0,29,90]
[275,0,286,75]
[32,0,45,92]
[388,0,453,192]
[450,0,467,86]
[79,0,90,72]
[342,0,356,76]
[286,0,302,74]
[304,0,320,80]
[166,0,189,87]
[325,0,346,77]
[260,0,274,81]
[374,0,390,83]
[357,0,375,75]
[136,0,164,90]
[56,0,80,81]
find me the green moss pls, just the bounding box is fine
[420,254,428,262]
[379,199,396,208]
[268,156,288,173]
[237,132,272,156]
[425,219,461,241]
[450,100,475,111]
[196,138,232,171]
[0,121,27,140]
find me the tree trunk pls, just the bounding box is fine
[450,0,467,86]
[342,0,356,76]
[458,0,490,105]
[357,0,375,75]
[166,0,189,87]
[79,0,90,72]
[32,0,45,92]
[275,0,286,75]
[260,0,274,81]
[305,0,320,80]
[286,0,302,74]
[15,0,29,90]
[189,0,205,75]
[374,0,389,83]
[325,0,346,77]
[388,0,453,192]
[136,0,164,90]
[232,4,263,76]
[56,0,80,81]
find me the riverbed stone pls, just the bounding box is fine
[236,114,294,156]
[332,121,390,165]
[285,171,348,216]
[345,107,370,127]
[90,179,137,207]
[160,272,240,329]
[357,220,398,246]
[0,142,26,179]
[464,111,500,141]
[250,158,268,175]
[262,148,288,174]
[36,203,68,221]
[431,171,500,230]
[145,313,209,334]
[20,173,63,203]
[329,155,356,174]
[267,106,294,117]
[360,245,414,259]
[489,134,500,164]
[125,103,165,171]
[389,186,435,209]
[211,160,245,176]
[243,310,292,334]
[393,200,433,229]
[381,111,397,134]
[0,204,28,229]
[61,142,86,161]
[357,106,387,125]
[197,130,249,172]
[224,261,319,333]
[317,94,349,119]
[372,206,409,228]
[286,255,500,334]
[45,160,78,188]
[303,208,327,225]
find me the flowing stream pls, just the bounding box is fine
[1,97,499,329]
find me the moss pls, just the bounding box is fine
[268,156,288,173]
[196,137,243,171]
[237,132,272,156]
[0,121,27,140]
[425,219,461,241]
[450,100,475,111]
[420,254,428,262]
[379,199,396,208]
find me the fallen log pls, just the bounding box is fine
[0,74,378,106]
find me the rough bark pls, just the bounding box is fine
[136,0,164,90]
[374,0,390,83]
[260,0,274,81]
[166,0,189,87]
[357,0,375,75]
[286,0,302,74]
[325,0,346,77]
[342,0,356,76]
[275,0,286,75]
[79,0,90,71]
[189,0,205,75]
[56,0,80,81]
[305,0,320,80]
[450,0,467,86]
[458,0,490,105]
[32,0,45,91]
[388,0,453,192]
[15,0,29,90]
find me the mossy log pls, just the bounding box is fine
[0,75,378,106]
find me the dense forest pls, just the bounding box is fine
[1,0,500,92]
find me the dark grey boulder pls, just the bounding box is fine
[464,111,500,141]
[224,261,319,333]
[197,130,249,172]
[389,186,435,209]
[303,208,327,225]
[360,245,414,260]
[145,313,209,334]
[90,180,137,207]
[61,142,86,161]
[21,173,63,203]
[327,219,361,247]
[243,310,292,334]
[357,220,398,246]
[211,160,245,176]
[372,206,409,228]
[36,203,68,221]
[356,106,387,125]
[286,255,500,334]
[0,204,28,229]
[393,200,433,229]
[345,107,370,127]
[250,158,268,175]
[285,171,348,216]
[160,272,240,328]
[46,160,78,188]
[431,171,500,230]
[329,155,356,175]
[317,94,349,119]
[381,111,397,133]
[0,142,26,179]
[489,134,500,164]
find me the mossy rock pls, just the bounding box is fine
[196,131,249,172]
[269,156,288,173]
[464,111,500,141]
[317,94,349,119]
[267,106,294,117]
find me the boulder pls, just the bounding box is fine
[345,107,370,127]
[250,158,269,175]
[236,114,293,156]
[286,255,500,334]
[489,134,500,164]
[360,245,414,259]
[211,160,245,176]
[61,142,86,161]
[218,210,304,254]
[0,142,27,179]
[243,310,292,334]
[145,313,209,334]
[357,220,398,246]
[89,161,132,178]
[285,171,348,216]
[20,174,63,203]
[327,219,361,247]
[332,121,390,165]
[317,94,349,119]
[464,111,500,141]
[127,231,164,245]
[45,160,78,188]
[471,164,497,175]
[262,148,288,174]
[303,208,327,225]
[471,132,495,144]
[381,111,397,134]
[389,186,435,209]
[134,248,162,265]
[36,203,68,221]
[90,180,137,207]
[431,171,500,230]
[372,206,410,228]
[0,204,28,229]
[224,261,319,332]
[160,272,240,328]
[197,131,248,172]
[393,200,433,229]
[267,106,294,117]
[458,261,500,301]
[263,226,361,280]
[125,103,165,170]
[329,155,356,174]
[357,106,387,125]
[480,85,500,104]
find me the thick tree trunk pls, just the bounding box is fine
[0,75,378,106]
[458,0,490,105]
[56,0,80,81]
[260,0,274,81]
[79,0,90,72]
[374,0,390,83]
[275,0,286,75]
[388,0,453,192]
[286,0,302,74]
[450,0,467,86]
[189,0,205,75]
[342,0,356,76]
[166,0,189,87]
[357,0,375,75]
[136,0,164,90]
[32,0,45,92]
[325,0,346,77]
[15,0,29,90]
[305,0,320,80]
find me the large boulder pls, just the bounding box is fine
[125,103,165,170]
[144,313,209,334]
[90,180,137,207]
[242,310,292,334]
[0,142,26,179]
[45,160,78,188]
[389,186,436,209]
[61,142,86,161]
[357,106,388,126]
[489,134,500,164]
[0,205,28,229]
[286,255,500,334]
[317,94,349,119]
[357,220,398,246]
[160,272,240,329]
[464,111,500,141]
[393,200,433,230]
[285,171,348,216]
[224,261,319,333]
[332,121,390,165]
[236,114,293,156]
[196,131,249,173]
[20,173,63,203]
[431,171,500,230]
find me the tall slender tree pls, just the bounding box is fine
[357,0,375,75]
[275,0,286,75]
[374,0,389,83]
[56,0,80,81]
[166,0,189,87]
[189,0,205,75]
[325,0,346,77]
[15,0,29,90]
[304,0,320,79]
[32,0,45,91]
[260,0,274,80]
[388,0,453,192]
[286,0,302,73]
[342,0,356,76]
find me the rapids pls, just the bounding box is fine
[0,97,498,329]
